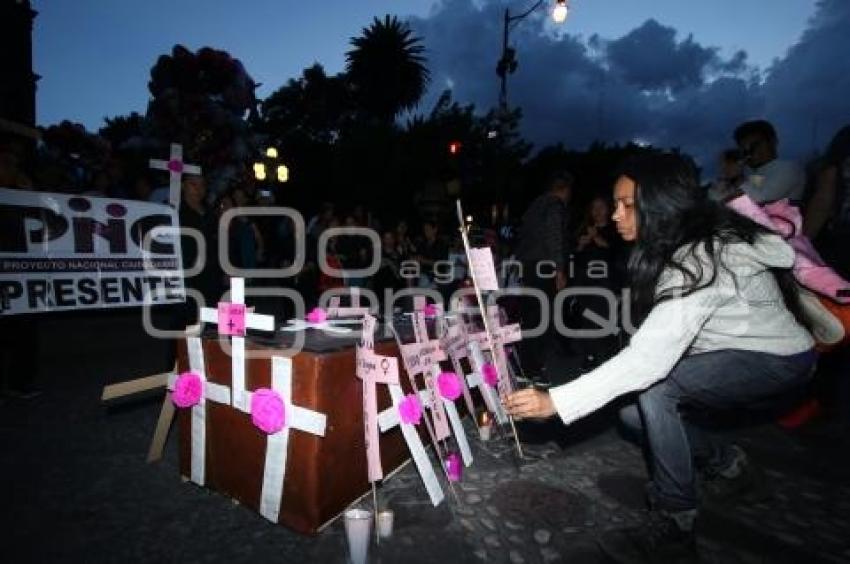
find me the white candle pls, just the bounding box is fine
[377,509,394,539]
[344,509,372,564]
[478,411,493,441]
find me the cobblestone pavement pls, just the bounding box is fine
[3,349,850,563]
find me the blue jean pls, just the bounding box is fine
[618,348,815,511]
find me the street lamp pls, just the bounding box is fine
[253,146,289,186]
[553,0,569,23]
[497,0,569,115]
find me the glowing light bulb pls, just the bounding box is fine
[253,162,266,181]
[276,165,289,183]
[552,0,568,23]
[265,147,278,158]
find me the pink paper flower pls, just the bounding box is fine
[306,307,328,323]
[437,371,462,401]
[251,388,287,434]
[398,394,422,425]
[172,372,203,408]
[482,363,499,388]
[422,303,438,317]
[444,452,463,482]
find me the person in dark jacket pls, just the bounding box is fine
[515,170,573,386]
[178,174,222,325]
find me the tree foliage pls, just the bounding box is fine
[145,45,259,192]
[346,15,430,122]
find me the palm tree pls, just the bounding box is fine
[345,15,430,122]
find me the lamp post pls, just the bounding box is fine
[496,0,569,115]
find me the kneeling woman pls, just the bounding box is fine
[505,154,815,561]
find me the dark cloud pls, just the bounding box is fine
[409,0,849,170]
[603,19,720,92]
[762,0,850,158]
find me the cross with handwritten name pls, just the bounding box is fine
[357,314,401,482]
[486,305,523,397]
[400,312,451,441]
[377,384,445,506]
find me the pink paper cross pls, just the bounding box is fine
[357,316,400,482]
[217,302,247,336]
[402,313,451,441]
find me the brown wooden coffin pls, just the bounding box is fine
[176,337,419,534]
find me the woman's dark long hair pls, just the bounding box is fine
[620,153,807,327]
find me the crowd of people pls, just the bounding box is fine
[4,110,850,562]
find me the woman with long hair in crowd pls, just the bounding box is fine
[506,153,816,562]
[570,195,628,367]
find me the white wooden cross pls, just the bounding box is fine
[327,287,370,318]
[357,314,401,482]
[377,384,445,506]
[486,305,523,398]
[400,312,451,441]
[420,379,473,467]
[256,356,327,523]
[199,277,275,412]
[149,143,202,208]
[167,336,232,486]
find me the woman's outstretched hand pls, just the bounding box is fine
[504,388,556,420]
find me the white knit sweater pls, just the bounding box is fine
[549,234,814,425]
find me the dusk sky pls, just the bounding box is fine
[33,0,848,166]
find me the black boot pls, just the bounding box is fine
[597,508,697,563]
[700,445,767,506]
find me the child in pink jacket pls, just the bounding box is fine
[727,194,850,349]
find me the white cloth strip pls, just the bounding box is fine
[259,357,291,522]
[377,406,400,431]
[246,313,275,331]
[232,336,247,412]
[190,405,206,485]
[388,385,444,507]
[231,277,245,304]
[200,307,217,324]
[281,320,353,334]
[205,382,231,405]
[187,337,207,486]
[259,426,289,522]
[290,406,327,436]
[327,307,370,318]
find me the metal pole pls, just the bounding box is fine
[499,8,510,114]
[498,1,545,117]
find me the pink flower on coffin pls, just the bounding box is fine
[437,371,462,401]
[398,394,422,425]
[306,307,328,323]
[172,372,203,408]
[422,303,439,317]
[251,388,287,434]
[444,452,463,482]
[482,363,499,388]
